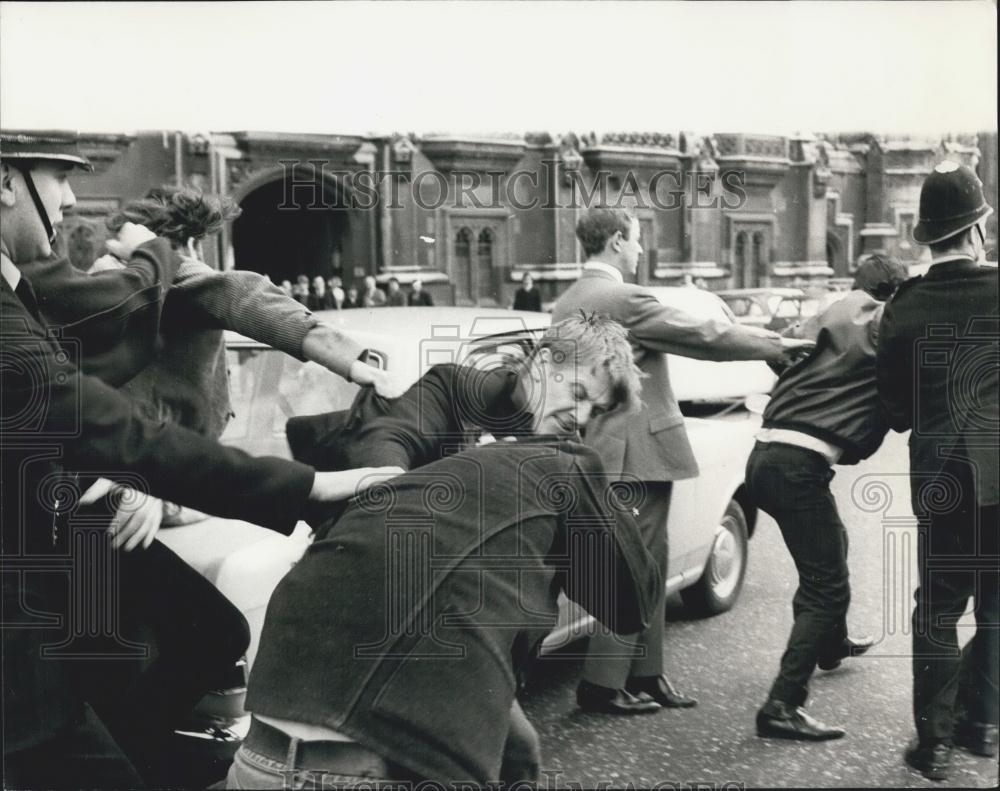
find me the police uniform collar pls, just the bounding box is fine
[1,250,20,291]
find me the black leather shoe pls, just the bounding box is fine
[626,674,698,708]
[904,739,952,781]
[576,681,661,715]
[817,635,875,671]
[953,720,999,757]
[755,699,845,741]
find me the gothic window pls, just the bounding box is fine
[454,227,474,303]
[455,227,473,258]
[752,231,765,267]
[477,228,494,261]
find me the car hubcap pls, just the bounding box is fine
[709,519,742,600]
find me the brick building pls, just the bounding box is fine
[55,130,998,307]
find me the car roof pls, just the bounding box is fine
[716,288,805,297]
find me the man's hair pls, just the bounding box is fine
[537,312,643,412]
[928,224,978,257]
[852,254,909,301]
[107,186,241,246]
[575,208,636,258]
[389,277,400,286]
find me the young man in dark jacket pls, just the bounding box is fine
[748,255,908,742]
[877,162,998,781]
[228,315,662,787]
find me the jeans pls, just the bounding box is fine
[912,454,999,743]
[3,703,144,790]
[745,442,850,708]
[226,701,539,788]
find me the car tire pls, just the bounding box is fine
[680,498,749,617]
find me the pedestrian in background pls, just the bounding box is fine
[408,277,434,306]
[308,274,334,310]
[877,162,998,781]
[345,285,360,308]
[513,272,542,312]
[748,254,907,743]
[386,276,407,306]
[362,274,386,307]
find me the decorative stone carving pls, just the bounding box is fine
[352,142,377,167]
[391,135,416,165]
[417,134,527,174]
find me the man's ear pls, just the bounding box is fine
[609,230,623,253]
[0,164,18,207]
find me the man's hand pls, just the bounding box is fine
[309,466,405,502]
[108,487,163,551]
[777,336,815,366]
[349,361,408,399]
[105,222,156,261]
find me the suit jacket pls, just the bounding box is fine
[1,275,315,752]
[552,269,783,481]
[877,259,998,508]
[247,439,659,782]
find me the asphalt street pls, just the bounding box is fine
[520,430,999,789]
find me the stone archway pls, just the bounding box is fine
[230,165,356,288]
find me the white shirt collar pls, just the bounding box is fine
[583,260,625,284]
[1,252,21,291]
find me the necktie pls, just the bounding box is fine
[14,277,42,322]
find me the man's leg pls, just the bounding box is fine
[746,443,848,741]
[581,481,669,691]
[500,699,541,783]
[3,704,145,789]
[912,481,979,746]
[70,537,251,785]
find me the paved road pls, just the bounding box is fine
[520,431,998,788]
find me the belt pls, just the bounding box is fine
[244,717,420,781]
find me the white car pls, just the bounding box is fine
[158,305,762,717]
[645,286,777,404]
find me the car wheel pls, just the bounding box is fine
[680,498,749,617]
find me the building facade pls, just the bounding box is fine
[56,130,998,307]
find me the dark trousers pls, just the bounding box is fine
[7,530,251,788]
[745,442,850,707]
[70,535,251,784]
[3,703,144,789]
[582,481,671,688]
[912,455,999,743]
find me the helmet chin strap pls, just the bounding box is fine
[13,164,57,245]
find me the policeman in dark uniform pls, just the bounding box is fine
[1,132,394,787]
[877,161,998,781]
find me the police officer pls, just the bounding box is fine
[877,161,998,781]
[1,131,397,787]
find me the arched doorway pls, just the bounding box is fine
[232,169,352,287]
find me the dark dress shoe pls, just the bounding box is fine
[626,674,698,708]
[953,720,999,757]
[817,635,875,670]
[904,739,952,781]
[755,699,845,741]
[576,681,661,715]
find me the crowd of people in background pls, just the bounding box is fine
[278,273,435,310]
